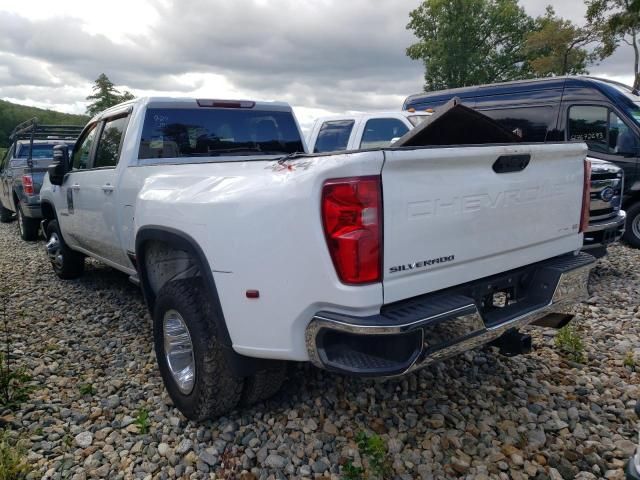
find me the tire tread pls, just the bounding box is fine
[154,278,244,420]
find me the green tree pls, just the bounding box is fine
[85,73,135,116]
[586,0,640,89]
[525,6,599,77]
[406,0,535,91]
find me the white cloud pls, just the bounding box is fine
[0,0,637,119]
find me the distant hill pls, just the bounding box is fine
[0,99,88,148]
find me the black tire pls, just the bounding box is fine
[0,204,13,223]
[623,202,640,249]
[16,203,39,241]
[241,363,287,406]
[45,219,84,279]
[153,278,244,421]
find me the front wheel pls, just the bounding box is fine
[45,220,84,279]
[16,203,40,241]
[153,278,244,420]
[623,202,640,248]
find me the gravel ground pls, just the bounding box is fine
[0,221,639,480]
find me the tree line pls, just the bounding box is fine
[406,0,640,91]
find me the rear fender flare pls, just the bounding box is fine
[135,226,232,346]
[135,226,270,376]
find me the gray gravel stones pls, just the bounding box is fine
[0,224,638,479]
[74,431,92,449]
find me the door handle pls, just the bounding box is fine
[71,184,81,190]
[101,184,115,193]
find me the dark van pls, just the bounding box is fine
[403,76,640,248]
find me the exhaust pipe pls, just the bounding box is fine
[491,329,532,357]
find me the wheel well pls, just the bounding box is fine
[135,227,232,345]
[139,240,200,299]
[135,227,267,376]
[41,202,55,221]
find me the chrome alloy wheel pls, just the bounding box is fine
[633,213,640,241]
[46,231,64,269]
[163,309,196,395]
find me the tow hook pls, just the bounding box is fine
[490,329,533,357]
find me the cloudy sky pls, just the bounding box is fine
[0,0,636,129]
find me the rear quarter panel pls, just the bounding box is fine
[133,152,385,360]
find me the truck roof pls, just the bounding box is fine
[403,76,640,109]
[93,97,294,123]
[313,110,432,124]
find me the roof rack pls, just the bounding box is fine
[9,117,85,143]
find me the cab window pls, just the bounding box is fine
[360,118,409,149]
[314,120,354,153]
[609,111,638,155]
[94,116,128,168]
[71,124,98,170]
[568,106,639,156]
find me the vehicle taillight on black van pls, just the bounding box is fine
[22,175,34,196]
[321,176,382,285]
[580,160,591,233]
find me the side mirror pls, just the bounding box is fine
[390,137,401,145]
[48,145,69,186]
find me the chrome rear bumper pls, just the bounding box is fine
[306,252,596,376]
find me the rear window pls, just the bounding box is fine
[360,118,409,149]
[139,108,304,159]
[314,120,354,153]
[15,144,57,159]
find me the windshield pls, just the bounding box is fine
[16,144,57,159]
[628,101,640,126]
[139,108,304,159]
[407,115,430,127]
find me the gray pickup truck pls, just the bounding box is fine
[0,119,84,240]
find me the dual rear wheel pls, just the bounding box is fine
[154,278,286,421]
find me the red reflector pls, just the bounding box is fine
[246,290,260,299]
[197,99,255,109]
[22,175,34,196]
[580,160,591,233]
[322,176,382,285]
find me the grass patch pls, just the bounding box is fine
[0,431,30,480]
[342,431,390,480]
[624,351,636,368]
[554,325,585,363]
[0,352,32,411]
[78,383,95,396]
[135,408,150,434]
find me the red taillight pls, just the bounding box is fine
[22,175,34,196]
[580,160,591,233]
[321,176,382,285]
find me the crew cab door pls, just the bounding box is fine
[60,123,99,249]
[74,113,130,267]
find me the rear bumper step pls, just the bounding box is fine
[305,252,596,376]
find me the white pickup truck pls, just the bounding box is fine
[40,97,595,420]
[307,111,432,153]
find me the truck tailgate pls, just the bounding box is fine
[382,142,587,303]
